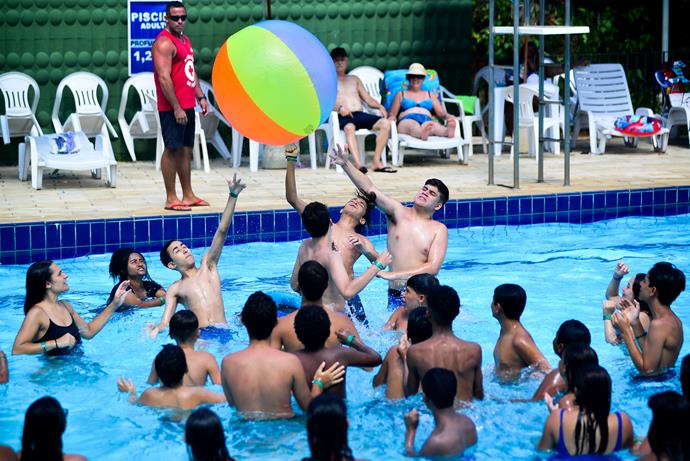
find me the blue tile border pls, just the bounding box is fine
[1,185,689,265]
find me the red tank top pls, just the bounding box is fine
[153,29,197,111]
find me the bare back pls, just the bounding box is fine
[423,413,477,457]
[653,310,684,370]
[271,308,360,352]
[493,324,548,379]
[335,75,365,113]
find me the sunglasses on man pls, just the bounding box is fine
[168,15,187,22]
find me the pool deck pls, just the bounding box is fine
[0,138,688,224]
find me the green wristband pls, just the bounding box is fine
[603,314,612,321]
[345,335,354,346]
[373,261,385,270]
[229,191,239,198]
[159,297,165,306]
[636,332,648,340]
[41,341,47,354]
[285,156,298,162]
[312,379,324,390]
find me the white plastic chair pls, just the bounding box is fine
[52,72,118,154]
[665,92,690,146]
[0,72,44,179]
[117,72,159,162]
[198,79,232,162]
[573,63,668,154]
[505,85,562,161]
[20,132,117,189]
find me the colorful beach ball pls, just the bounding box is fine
[212,20,337,145]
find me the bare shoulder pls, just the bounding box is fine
[65,455,89,461]
[460,339,482,359]
[153,34,174,53]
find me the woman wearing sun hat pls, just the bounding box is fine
[388,63,457,140]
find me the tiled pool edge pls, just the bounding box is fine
[1,185,689,265]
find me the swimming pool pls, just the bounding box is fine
[0,214,688,460]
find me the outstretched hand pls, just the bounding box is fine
[544,393,559,412]
[117,376,135,394]
[227,173,246,197]
[146,323,161,339]
[314,361,345,388]
[112,280,131,308]
[613,261,629,280]
[404,408,420,430]
[329,144,350,166]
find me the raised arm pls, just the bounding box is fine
[378,225,448,281]
[328,248,392,299]
[284,144,308,214]
[67,282,130,339]
[335,329,382,367]
[330,144,404,218]
[149,282,180,337]
[606,262,628,299]
[206,174,246,269]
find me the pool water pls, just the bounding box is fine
[0,214,688,460]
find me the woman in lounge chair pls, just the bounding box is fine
[107,248,166,309]
[388,63,457,140]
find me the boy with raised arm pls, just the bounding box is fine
[331,144,448,311]
[491,283,550,379]
[612,262,686,376]
[149,174,245,340]
[285,144,378,325]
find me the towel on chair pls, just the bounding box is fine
[49,131,81,155]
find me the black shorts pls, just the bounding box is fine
[159,109,195,149]
[338,111,381,130]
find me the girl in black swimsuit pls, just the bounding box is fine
[12,260,129,356]
[107,248,166,309]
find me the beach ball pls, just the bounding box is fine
[212,20,337,145]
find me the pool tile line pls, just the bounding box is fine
[1,185,689,265]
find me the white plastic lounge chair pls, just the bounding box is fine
[117,72,159,162]
[505,85,562,161]
[0,72,44,179]
[20,132,117,189]
[665,92,690,147]
[198,79,232,162]
[573,63,668,154]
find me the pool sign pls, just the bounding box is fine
[128,0,168,75]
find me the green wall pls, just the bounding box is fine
[0,0,472,162]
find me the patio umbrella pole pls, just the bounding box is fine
[488,0,495,185]
[564,0,571,186]
[512,0,520,189]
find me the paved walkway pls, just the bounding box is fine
[0,138,688,224]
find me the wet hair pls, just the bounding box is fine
[305,393,354,461]
[424,178,449,205]
[647,391,690,461]
[493,283,527,320]
[681,354,690,399]
[185,408,234,461]
[166,1,185,15]
[426,285,460,326]
[24,260,53,314]
[647,262,686,306]
[555,320,591,348]
[169,310,199,344]
[109,248,151,282]
[20,396,66,461]
[295,305,331,352]
[241,291,277,340]
[563,343,599,394]
[631,273,651,316]
[421,368,457,409]
[406,274,439,300]
[298,261,328,303]
[155,344,187,388]
[329,47,348,60]
[302,202,330,238]
[573,365,612,455]
[160,239,177,267]
[352,190,376,233]
[407,307,433,345]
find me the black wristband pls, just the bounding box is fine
[197,96,206,102]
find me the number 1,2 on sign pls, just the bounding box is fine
[133,50,152,63]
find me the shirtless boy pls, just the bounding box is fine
[331,47,393,173]
[147,310,220,386]
[404,368,477,457]
[285,144,378,324]
[150,174,245,339]
[292,305,382,398]
[221,291,343,419]
[331,145,448,311]
[273,261,366,352]
[117,344,225,410]
[491,283,550,379]
[384,273,438,332]
[402,285,483,401]
[612,262,686,376]
[290,201,391,313]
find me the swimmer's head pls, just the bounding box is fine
[407,307,433,345]
[646,391,690,460]
[644,262,686,306]
[426,285,460,326]
[185,408,232,461]
[295,305,331,352]
[241,291,277,340]
[155,344,187,388]
[573,364,612,450]
[302,202,331,238]
[298,261,328,303]
[22,396,67,459]
[414,179,449,211]
[562,343,599,393]
[160,240,195,270]
[422,368,457,409]
[24,260,68,314]
[109,248,149,281]
[623,273,651,315]
[169,310,199,344]
[554,319,591,356]
[405,274,439,310]
[492,283,527,321]
[341,190,376,232]
[306,393,352,461]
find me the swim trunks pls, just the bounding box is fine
[387,288,405,311]
[199,324,235,343]
[159,108,196,149]
[337,111,381,130]
[346,294,369,327]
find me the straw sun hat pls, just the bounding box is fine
[406,63,427,78]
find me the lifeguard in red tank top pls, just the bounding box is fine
[153,29,197,111]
